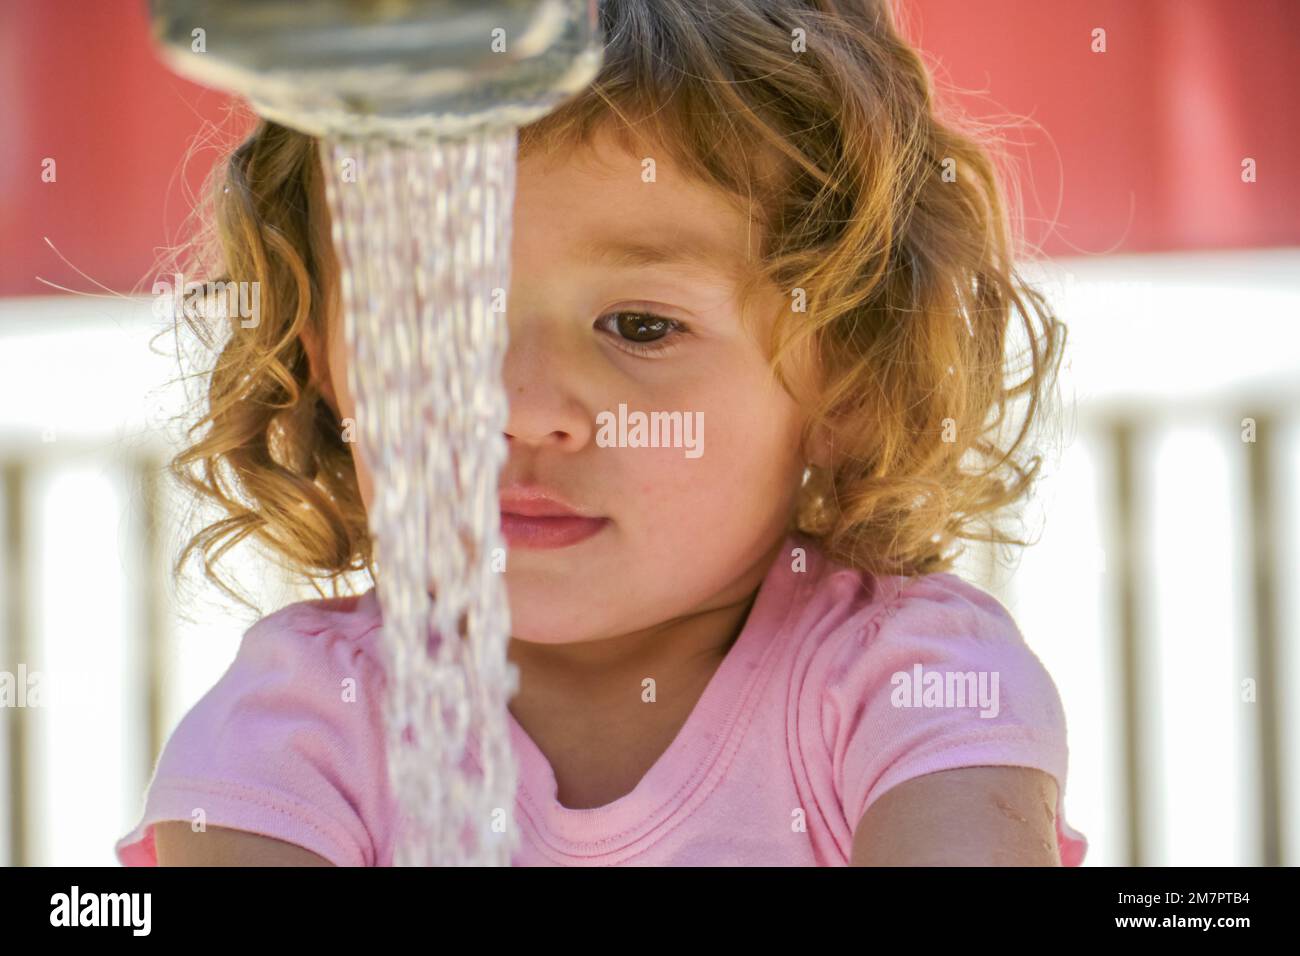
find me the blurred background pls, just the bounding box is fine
[1,0,1297,866]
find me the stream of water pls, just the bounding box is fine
[321,128,521,866]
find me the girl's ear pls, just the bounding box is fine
[301,320,339,415]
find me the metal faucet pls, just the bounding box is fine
[147,0,604,139]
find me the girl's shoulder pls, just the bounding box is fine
[245,587,384,647]
[794,543,1059,726]
[115,588,392,867]
[786,532,1029,657]
[230,587,388,684]
[785,536,1086,864]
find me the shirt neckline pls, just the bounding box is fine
[492,531,814,855]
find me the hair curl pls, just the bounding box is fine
[167,0,1066,610]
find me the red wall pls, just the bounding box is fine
[2,0,1297,297]
[0,0,237,298]
[906,0,1300,255]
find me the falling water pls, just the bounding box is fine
[320,129,521,866]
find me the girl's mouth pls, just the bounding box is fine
[499,513,609,549]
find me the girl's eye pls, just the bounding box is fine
[596,310,690,357]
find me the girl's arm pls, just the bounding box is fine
[850,765,1062,866]
[154,821,335,866]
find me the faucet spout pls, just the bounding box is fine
[148,0,604,140]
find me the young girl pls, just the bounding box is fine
[117,0,1086,866]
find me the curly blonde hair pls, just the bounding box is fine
[167,0,1066,611]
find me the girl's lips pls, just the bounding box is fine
[499,512,609,549]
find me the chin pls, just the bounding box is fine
[507,618,598,645]
[502,586,604,644]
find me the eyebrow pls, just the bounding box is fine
[574,233,747,281]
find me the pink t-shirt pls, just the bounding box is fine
[116,530,1087,866]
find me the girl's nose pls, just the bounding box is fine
[500,322,596,453]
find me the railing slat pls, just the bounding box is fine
[3,462,30,867]
[1244,413,1284,865]
[1110,421,1145,866]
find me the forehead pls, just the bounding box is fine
[514,125,763,286]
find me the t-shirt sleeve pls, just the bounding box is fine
[821,573,1088,865]
[114,602,388,867]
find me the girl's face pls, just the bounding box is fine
[318,125,815,645]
